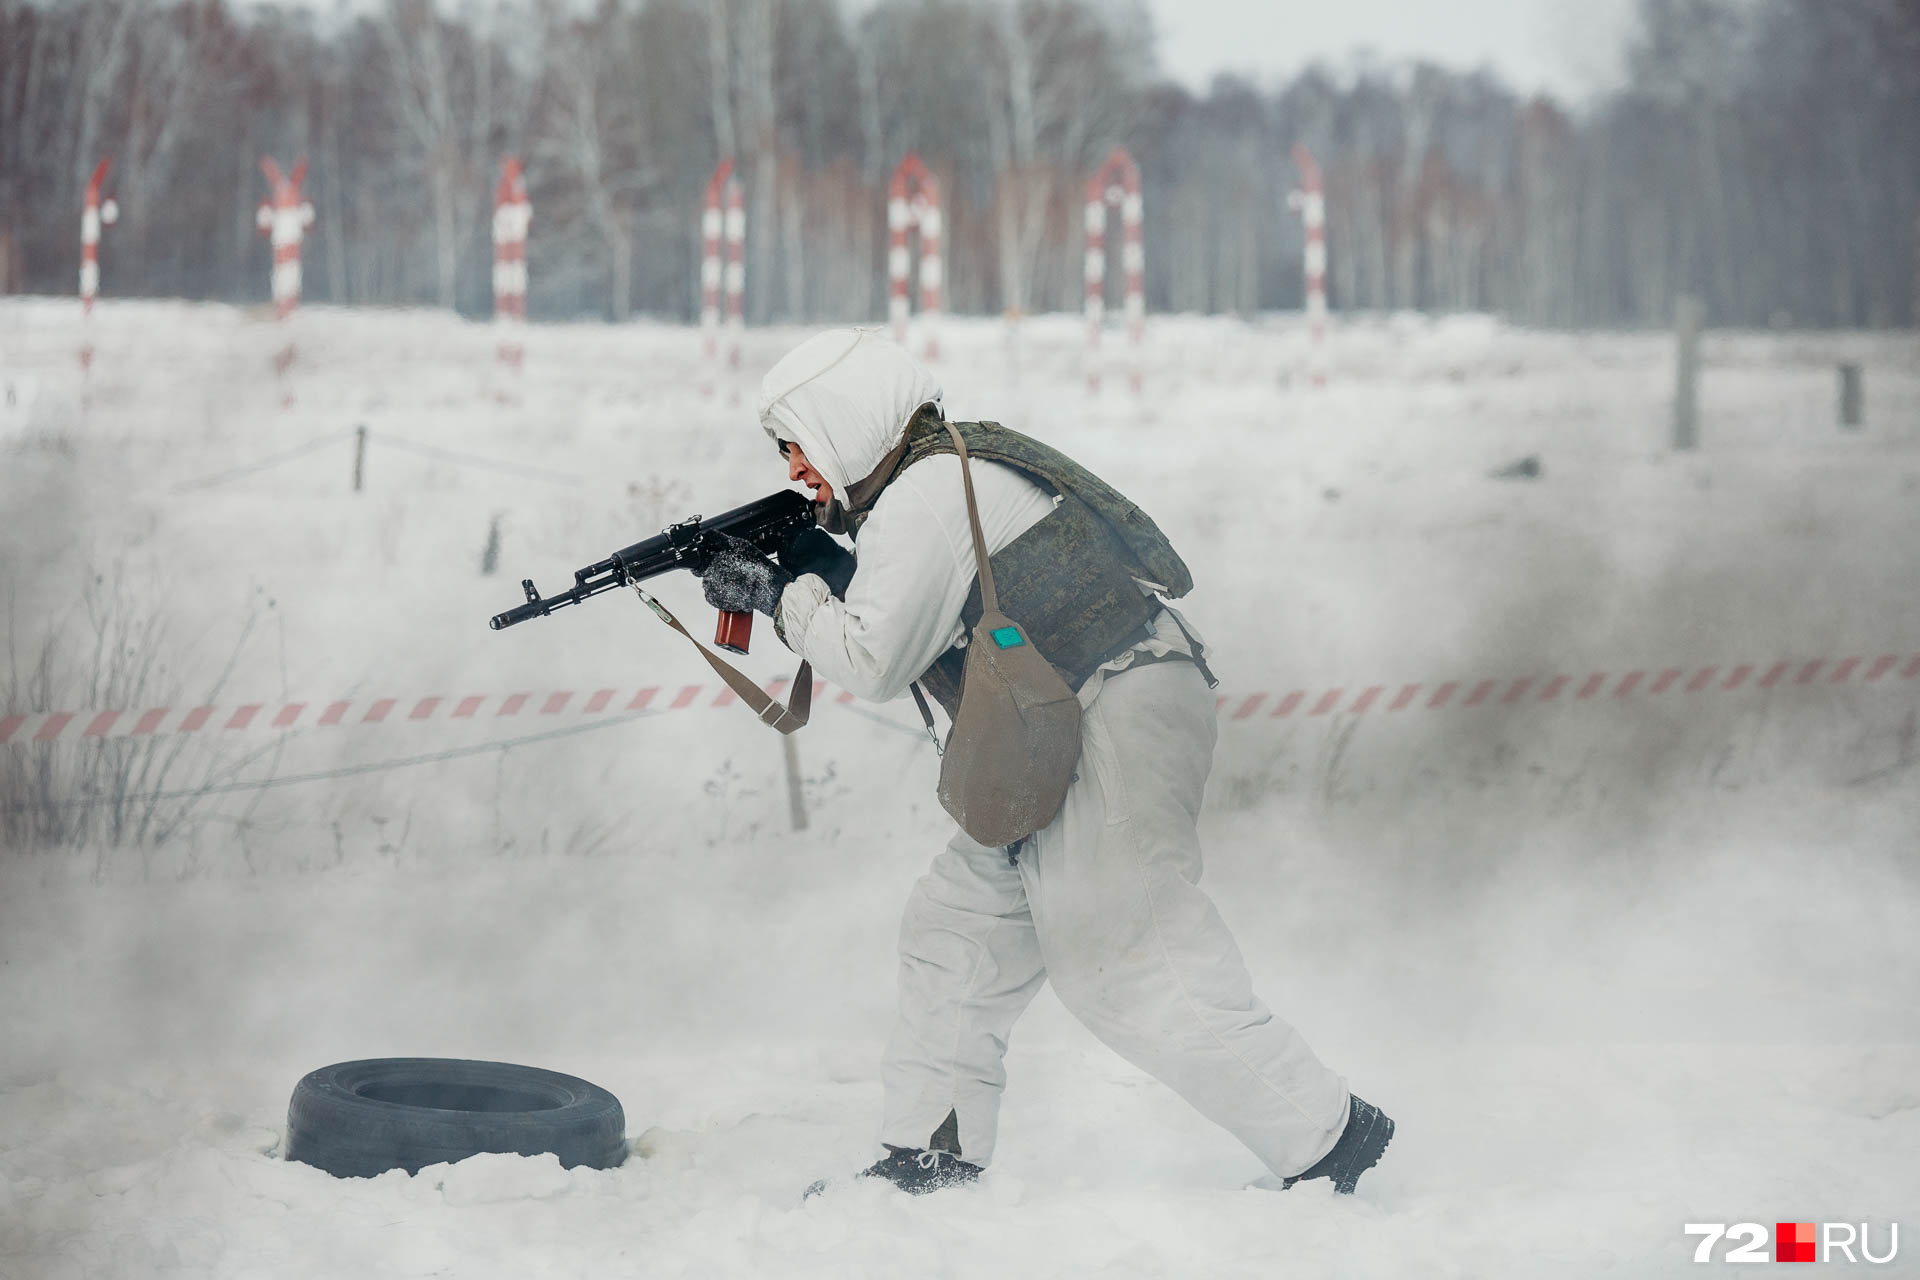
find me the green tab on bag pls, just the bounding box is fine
[991,626,1025,649]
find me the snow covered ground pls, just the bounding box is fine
[2,298,1917,1277]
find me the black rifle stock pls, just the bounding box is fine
[488,488,815,653]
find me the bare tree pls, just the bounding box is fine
[69,0,141,202]
[375,0,486,310]
[737,0,780,322]
[534,4,650,320]
[707,0,737,163]
[984,0,1146,318]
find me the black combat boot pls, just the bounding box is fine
[855,1144,983,1194]
[804,1110,981,1199]
[862,1109,978,1194]
[1281,1095,1394,1194]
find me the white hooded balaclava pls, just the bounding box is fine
[758,328,943,500]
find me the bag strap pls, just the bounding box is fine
[628,580,812,734]
[943,421,1000,615]
[899,422,995,757]
[908,681,943,755]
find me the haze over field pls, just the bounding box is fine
[2,298,1917,1275]
[5,0,1918,1271]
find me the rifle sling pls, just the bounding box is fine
[630,583,811,734]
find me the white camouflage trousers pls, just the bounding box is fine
[879,658,1352,1175]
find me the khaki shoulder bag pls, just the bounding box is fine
[931,422,1084,848]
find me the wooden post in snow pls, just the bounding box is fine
[1838,363,1864,431]
[781,734,808,831]
[1912,205,1919,333]
[1673,294,1703,451]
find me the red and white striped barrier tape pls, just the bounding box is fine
[8,654,1916,747]
[1211,654,1920,723]
[0,677,843,746]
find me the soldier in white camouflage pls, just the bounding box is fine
[697,329,1394,1197]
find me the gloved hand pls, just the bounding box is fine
[698,533,793,617]
[778,528,857,600]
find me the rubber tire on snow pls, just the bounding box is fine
[285,1058,626,1179]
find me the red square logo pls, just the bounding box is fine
[1776,1222,1816,1262]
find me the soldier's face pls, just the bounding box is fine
[782,441,834,505]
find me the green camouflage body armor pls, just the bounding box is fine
[867,418,1193,717]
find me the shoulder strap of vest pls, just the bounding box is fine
[832,403,941,532]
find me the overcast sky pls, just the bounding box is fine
[251,0,1644,104]
[1144,0,1642,101]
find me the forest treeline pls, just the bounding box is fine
[2,0,1916,329]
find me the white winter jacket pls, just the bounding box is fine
[758,329,1194,705]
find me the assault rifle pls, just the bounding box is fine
[488,488,814,654]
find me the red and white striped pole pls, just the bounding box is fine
[79,157,118,373]
[701,159,744,383]
[1084,147,1144,394]
[888,153,942,360]
[492,156,531,372]
[1287,144,1328,388]
[256,157,313,396]
[724,173,745,368]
